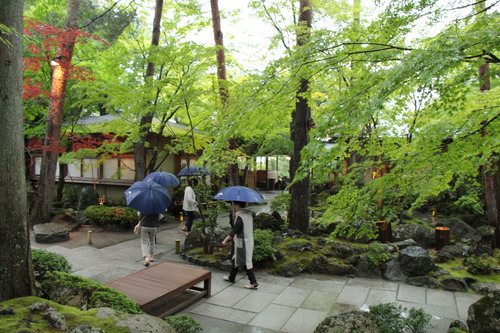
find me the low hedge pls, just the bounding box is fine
[84,205,138,229]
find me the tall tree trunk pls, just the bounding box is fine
[289,0,312,233]
[477,0,499,245]
[134,0,163,181]
[210,0,239,185]
[0,0,36,300]
[30,0,80,224]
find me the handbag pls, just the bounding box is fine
[133,216,145,234]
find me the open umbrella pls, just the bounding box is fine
[124,181,172,214]
[213,186,265,203]
[177,166,211,177]
[143,171,180,187]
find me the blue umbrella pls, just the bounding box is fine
[124,181,172,214]
[143,172,180,187]
[213,186,265,203]
[177,166,211,177]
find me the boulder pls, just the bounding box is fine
[383,260,408,282]
[440,217,477,241]
[184,228,225,251]
[286,241,313,252]
[467,290,500,333]
[390,238,418,250]
[469,226,496,256]
[50,213,81,231]
[328,242,361,259]
[406,276,440,289]
[254,212,282,231]
[33,223,69,243]
[393,223,434,248]
[96,307,175,332]
[469,282,500,295]
[440,277,468,292]
[397,246,435,277]
[279,261,303,277]
[355,254,382,279]
[77,186,100,211]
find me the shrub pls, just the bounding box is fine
[32,249,72,278]
[369,303,432,333]
[253,229,276,262]
[365,242,391,266]
[164,314,202,333]
[270,193,291,215]
[464,254,495,275]
[84,205,138,229]
[60,184,80,209]
[39,271,142,314]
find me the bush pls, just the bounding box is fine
[365,242,391,266]
[369,303,432,333]
[464,254,495,275]
[164,314,202,333]
[60,184,80,208]
[253,229,276,262]
[32,249,72,278]
[270,193,291,215]
[84,205,138,229]
[39,271,142,314]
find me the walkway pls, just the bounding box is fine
[31,191,482,333]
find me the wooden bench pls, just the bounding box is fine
[105,262,211,317]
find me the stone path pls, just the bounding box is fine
[31,191,483,332]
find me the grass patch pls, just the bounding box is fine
[435,256,500,284]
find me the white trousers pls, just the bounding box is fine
[140,227,157,258]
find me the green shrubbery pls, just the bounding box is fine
[84,205,138,229]
[464,254,496,275]
[369,303,432,333]
[270,193,291,215]
[365,242,392,266]
[164,314,202,333]
[39,271,143,314]
[32,249,72,278]
[253,228,276,262]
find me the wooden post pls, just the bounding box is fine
[435,227,450,250]
[87,230,93,245]
[376,221,392,243]
[175,239,180,254]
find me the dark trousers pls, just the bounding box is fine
[185,210,195,232]
[228,260,257,285]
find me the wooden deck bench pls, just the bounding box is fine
[105,262,211,317]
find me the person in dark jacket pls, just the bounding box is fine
[139,212,163,266]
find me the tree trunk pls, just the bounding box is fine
[30,0,80,224]
[477,0,499,245]
[289,0,312,233]
[210,0,239,185]
[0,0,36,300]
[134,0,163,181]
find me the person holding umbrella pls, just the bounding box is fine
[221,201,259,290]
[138,212,163,266]
[182,178,198,236]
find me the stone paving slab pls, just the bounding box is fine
[397,284,427,304]
[190,302,257,325]
[336,285,370,306]
[272,286,312,307]
[281,308,328,333]
[248,303,297,331]
[301,290,340,312]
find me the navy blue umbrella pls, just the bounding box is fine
[124,181,172,214]
[177,166,211,177]
[213,186,265,203]
[143,172,180,187]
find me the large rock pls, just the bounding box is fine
[467,290,500,333]
[397,246,435,277]
[469,226,496,256]
[278,261,303,277]
[440,277,468,292]
[393,223,434,248]
[33,223,69,243]
[184,228,226,251]
[355,254,382,279]
[77,186,100,211]
[440,217,477,241]
[96,307,175,332]
[406,276,440,289]
[469,282,500,295]
[383,260,407,282]
[50,212,81,231]
[254,212,283,231]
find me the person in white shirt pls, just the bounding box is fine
[182,178,198,235]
